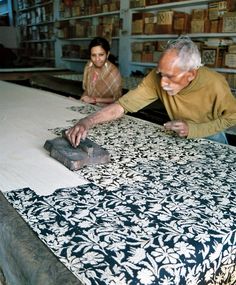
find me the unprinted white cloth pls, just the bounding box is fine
[0,80,88,195]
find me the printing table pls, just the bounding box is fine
[0,80,236,285]
[0,67,70,81]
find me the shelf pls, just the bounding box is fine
[18,1,53,13]
[24,20,54,27]
[130,62,236,73]
[30,56,55,60]
[131,62,156,67]
[131,0,217,12]
[58,36,120,41]
[57,10,120,22]
[61,58,88,62]
[213,68,236,73]
[187,33,236,38]
[131,33,236,40]
[22,39,55,43]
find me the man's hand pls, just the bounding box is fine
[164,120,189,137]
[66,103,125,147]
[65,118,91,147]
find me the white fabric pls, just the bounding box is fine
[0,80,88,195]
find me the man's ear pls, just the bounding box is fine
[187,69,197,82]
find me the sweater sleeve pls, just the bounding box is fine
[118,69,161,113]
[187,90,236,138]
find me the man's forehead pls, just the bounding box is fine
[156,62,179,74]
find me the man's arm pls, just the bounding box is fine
[66,102,125,147]
[187,117,236,138]
[164,116,236,139]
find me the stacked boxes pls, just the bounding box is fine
[57,14,119,39]
[18,4,53,25]
[201,46,227,67]
[97,15,120,38]
[224,72,236,90]
[56,20,91,38]
[225,44,236,68]
[131,41,167,63]
[59,0,120,18]
[62,44,89,59]
[130,1,236,35]
[20,42,55,59]
[130,0,146,8]
[130,1,236,71]
[191,9,209,33]
[156,10,174,34]
[18,0,47,10]
[18,1,54,42]
[222,11,236,32]
[57,0,120,39]
[132,11,190,35]
[173,12,190,34]
[132,12,154,34]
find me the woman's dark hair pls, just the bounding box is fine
[88,37,110,54]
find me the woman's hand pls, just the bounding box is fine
[81,95,96,104]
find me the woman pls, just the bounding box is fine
[81,37,122,105]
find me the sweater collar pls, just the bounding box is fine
[177,67,203,96]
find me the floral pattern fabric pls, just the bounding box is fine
[4,104,236,285]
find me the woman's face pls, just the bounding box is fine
[90,45,108,68]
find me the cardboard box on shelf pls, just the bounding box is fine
[225,53,236,68]
[131,42,143,52]
[201,46,227,67]
[132,52,142,62]
[132,12,154,34]
[227,0,236,11]
[208,1,228,20]
[191,19,210,33]
[209,19,223,32]
[228,45,236,53]
[156,10,174,34]
[222,12,236,32]
[130,0,146,8]
[141,52,153,62]
[144,23,156,34]
[191,9,208,20]
[173,12,190,34]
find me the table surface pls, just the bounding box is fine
[0,67,70,81]
[1,80,236,285]
[0,67,68,73]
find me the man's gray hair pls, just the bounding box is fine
[165,35,203,71]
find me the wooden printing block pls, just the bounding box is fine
[44,136,110,171]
